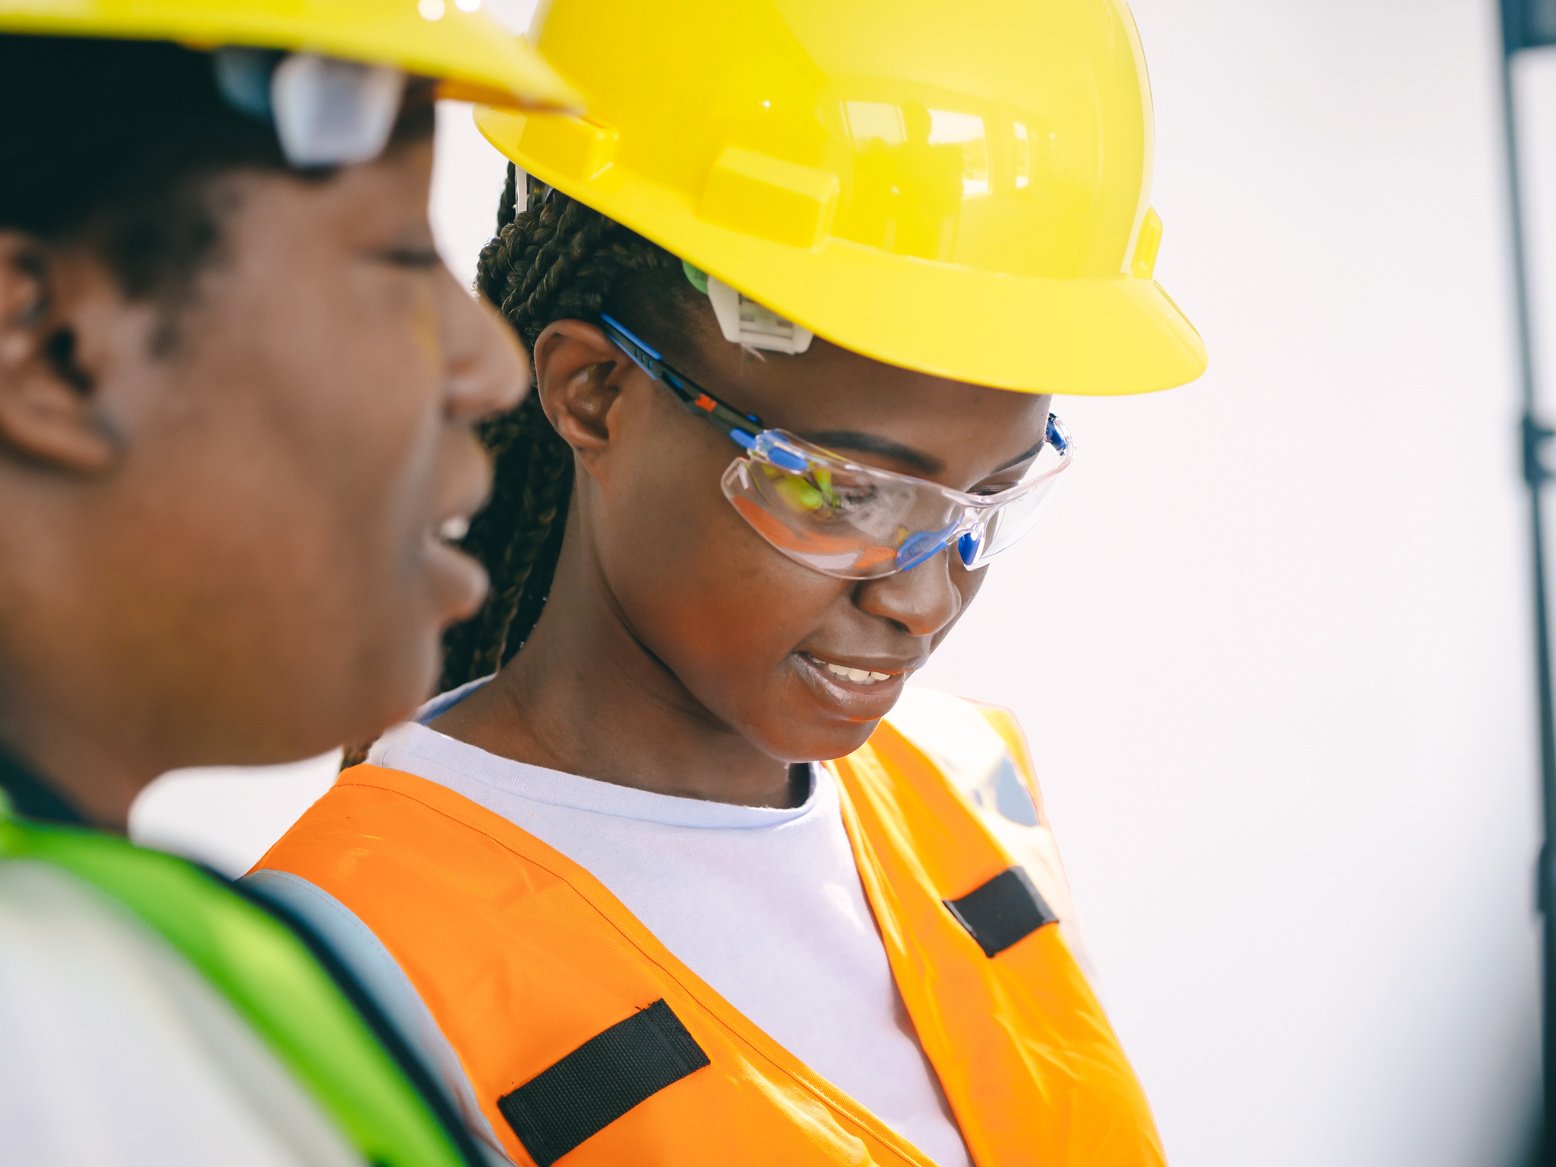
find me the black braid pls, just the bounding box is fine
[493,157,520,235]
[438,165,689,693]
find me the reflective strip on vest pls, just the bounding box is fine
[0,811,479,1167]
[254,696,1165,1166]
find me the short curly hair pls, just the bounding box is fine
[0,35,299,303]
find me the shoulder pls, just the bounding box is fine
[0,856,179,985]
[0,859,361,1166]
[882,689,1092,965]
[241,869,509,1162]
[884,687,1044,826]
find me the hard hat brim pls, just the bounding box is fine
[0,3,580,112]
[480,107,1206,397]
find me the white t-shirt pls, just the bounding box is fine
[0,860,362,1167]
[253,686,974,1167]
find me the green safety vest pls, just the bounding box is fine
[0,798,481,1167]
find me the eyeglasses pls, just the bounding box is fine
[599,313,1073,580]
[214,49,406,168]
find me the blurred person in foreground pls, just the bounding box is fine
[0,3,575,1163]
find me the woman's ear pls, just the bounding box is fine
[531,318,630,472]
[0,234,121,475]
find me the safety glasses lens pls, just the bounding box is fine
[961,478,1066,569]
[721,426,1070,579]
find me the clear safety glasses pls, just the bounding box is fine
[213,49,407,168]
[600,314,1073,581]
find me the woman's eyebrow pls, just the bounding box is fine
[989,438,1048,475]
[797,430,943,476]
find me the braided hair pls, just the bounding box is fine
[439,164,689,692]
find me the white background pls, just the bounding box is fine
[133,2,1549,1163]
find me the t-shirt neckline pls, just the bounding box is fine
[366,680,827,831]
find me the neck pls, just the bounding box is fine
[434,544,798,809]
[0,515,217,832]
[0,520,167,830]
[0,697,148,831]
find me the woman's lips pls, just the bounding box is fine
[423,530,489,623]
[791,651,913,721]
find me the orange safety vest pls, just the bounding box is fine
[253,692,1164,1166]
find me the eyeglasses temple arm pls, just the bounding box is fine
[599,313,765,444]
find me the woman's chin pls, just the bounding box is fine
[757,719,885,766]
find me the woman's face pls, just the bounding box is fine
[582,313,1053,763]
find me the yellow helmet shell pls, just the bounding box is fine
[0,0,578,111]
[479,0,1205,395]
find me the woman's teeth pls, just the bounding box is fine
[437,515,471,543]
[819,661,893,685]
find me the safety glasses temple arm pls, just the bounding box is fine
[1045,415,1071,456]
[598,314,765,444]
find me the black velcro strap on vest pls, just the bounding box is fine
[943,866,1057,958]
[497,999,710,1166]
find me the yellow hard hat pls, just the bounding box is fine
[477,0,1205,396]
[0,0,578,111]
